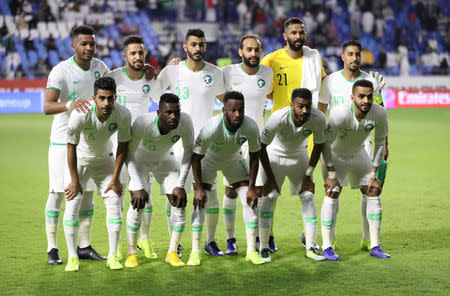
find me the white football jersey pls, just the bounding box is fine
[67,103,131,165]
[325,102,387,166]
[319,70,379,110]
[105,67,163,122]
[46,56,109,143]
[158,61,226,135]
[222,63,273,130]
[128,112,194,187]
[193,113,260,159]
[260,106,327,157]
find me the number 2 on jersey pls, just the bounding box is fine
[277,73,287,85]
[175,86,190,99]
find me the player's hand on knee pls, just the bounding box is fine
[324,177,340,194]
[144,64,156,81]
[130,189,149,210]
[193,188,207,209]
[262,178,280,196]
[368,178,381,196]
[105,179,123,197]
[71,98,91,113]
[246,187,258,209]
[171,187,187,209]
[64,181,83,200]
[300,175,315,194]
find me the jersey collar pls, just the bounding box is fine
[122,66,145,80]
[239,63,260,75]
[182,60,206,72]
[222,114,236,136]
[70,56,90,71]
[340,70,362,82]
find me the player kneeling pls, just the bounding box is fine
[125,93,194,267]
[63,77,131,271]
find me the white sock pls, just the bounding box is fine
[321,196,338,249]
[105,195,123,257]
[126,205,142,254]
[300,191,318,250]
[45,192,64,252]
[78,191,94,248]
[165,198,172,238]
[361,193,370,241]
[222,194,237,239]
[366,195,382,249]
[191,207,205,253]
[63,192,82,258]
[140,199,153,241]
[169,206,185,253]
[236,186,258,253]
[205,189,219,244]
[258,195,277,250]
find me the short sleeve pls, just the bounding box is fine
[118,108,132,143]
[66,112,84,145]
[265,68,274,95]
[318,77,331,105]
[213,69,226,96]
[312,112,327,144]
[193,124,213,155]
[259,111,279,145]
[247,121,261,153]
[158,66,171,90]
[46,65,65,92]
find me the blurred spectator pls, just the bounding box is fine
[47,34,57,51]
[4,49,21,79]
[398,43,410,76]
[427,35,438,51]
[237,0,247,30]
[375,16,385,40]
[378,47,387,70]
[361,48,374,70]
[24,35,35,51]
[361,9,375,34]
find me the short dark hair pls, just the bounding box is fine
[123,35,144,51]
[284,17,305,31]
[94,77,116,95]
[352,79,373,94]
[159,93,180,109]
[239,34,263,49]
[71,25,95,40]
[342,40,362,53]
[291,88,312,102]
[223,91,244,104]
[185,29,205,41]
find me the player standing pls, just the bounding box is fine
[220,34,273,255]
[320,79,390,260]
[158,28,226,257]
[260,17,327,251]
[187,91,265,265]
[124,93,194,268]
[44,25,108,264]
[318,40,388,250]
[63,77,132,271]
[257,88,326,262]
[106,35,163,259]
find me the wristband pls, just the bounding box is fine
[370,171,376,179]
[305,166,314,177]
[66,101,73,111]
[328,171,336,179]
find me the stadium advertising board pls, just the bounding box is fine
[383,89,450,108]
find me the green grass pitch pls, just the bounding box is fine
[0,108,449,295]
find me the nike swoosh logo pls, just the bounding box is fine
[280,66,288,69]
[118,89,126,92]
[74,81,80,84]
[233,82,241,85]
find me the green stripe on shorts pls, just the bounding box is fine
[171,225,185,232]
[143,206,153,213]
[166,210,171,217]
[223,208,234,214]
[46,210,60,219]
[321,220,335,226]
[304,216,317,223]
[107,218,123,224]
[245,222,258,229]
[259,211,274,219]
[191,225,203,232]
[367,213,382,221]
[206,208,219,214]
[63,220,79,227]
[79,209,94,216]
[126,223,141,231]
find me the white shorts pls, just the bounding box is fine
[322,149,371,189]
[256,150,309,196]
[202,154,250,186]
[172,141,195,192]
[64,155,117,198]
[363,136,373,159]
[127,152,178,195]
[223,144,248,187]
[49,143,95,192]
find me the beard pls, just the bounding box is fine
[242,55,260,68]
[187,50,204,62]
[287,37,304,51]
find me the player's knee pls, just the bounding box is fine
[300,191,314,203]
[367,186,381,197]
[225,186,237,198]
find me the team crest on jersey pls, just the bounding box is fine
[237,137,247,145]
[204,74,212,85]
[257,79,265,88]
[94,71,101,79]
[172,135,180,143]
[142,84,151,94]
[108,123,118,132]
[262,128,270,137]
[365,123,374,132]
[302,129,312,137]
